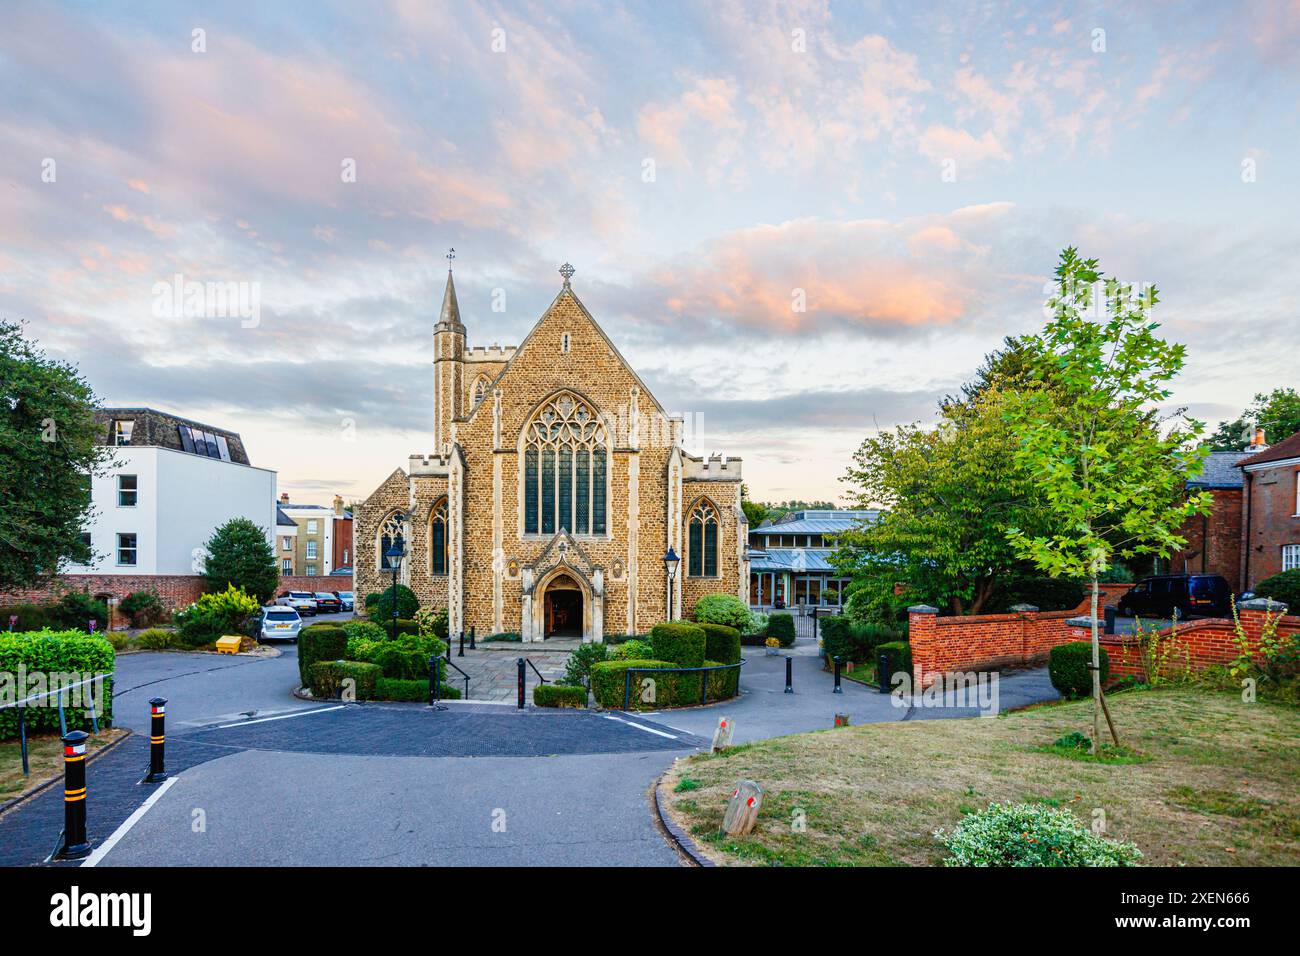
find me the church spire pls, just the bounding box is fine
[437,248,463,329]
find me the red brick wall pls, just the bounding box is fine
[1172,487,1243,587]
[1092,610,1300,681]
[1068,582,1133,614]
[1243,462,1300,589]
[277,574,353,594]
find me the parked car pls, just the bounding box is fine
[259,606,303,642]
[1116,574,1233,620]
[334,590,355,611]
[275,591,318,616]
[313,592,342,614]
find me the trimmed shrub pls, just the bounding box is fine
[820,617,901,663]
[298,624,348,689]
[174,585,260,648]
[877,641,912,680]
[699,623,741,665]
[413,606,450,640]
[341,619,387,644]
[365,585,419,620]
[373,677,461,701]
[561,641,608,686]
[609,638,654,661]
[1254,569,1300,610]
[937,802,1141,867]
[119,590,168,628]
[650,622,706,667]
[137,628,183,650]
[534,683,588,708]
[0,604,56,632]
[0,630,115,739]
[50,591,109,631]
[767,613,796,648]
[692,593,751,631]
[309,660,381,699]
[590,658,738,710]
[1049,642,1109,699]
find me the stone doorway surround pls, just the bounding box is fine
[520,531,605,643]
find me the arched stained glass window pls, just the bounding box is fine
[378,511,405,571]
[523,393,607,536]
[688,500,719,577]
[429,498,448,576]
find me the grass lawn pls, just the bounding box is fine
[662,686,1299,866]
[0,728,129,806]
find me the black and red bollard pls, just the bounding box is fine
[832,656,843,694]
[57,730,91,859]
[517,657,526,709]
[144,697,167,783]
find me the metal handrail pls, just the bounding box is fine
[524,657,549,684]
[621,658,746,711]
[1,671,114,777]
[442,658,471,700]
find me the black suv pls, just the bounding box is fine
[1116,574,1232,619]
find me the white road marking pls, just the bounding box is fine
[215,704,347,729]
[81,777,178,868]
[602,714,678,739]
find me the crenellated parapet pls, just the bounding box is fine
[683,452,743,481]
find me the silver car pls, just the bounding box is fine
[260,606,303,642]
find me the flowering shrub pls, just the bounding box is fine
[413,606,449,640]
[174,585,260,647]
[935,802,1141,867]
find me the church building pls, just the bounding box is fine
[354,260,747,642]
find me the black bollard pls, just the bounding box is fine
[517,657,526,709]
[470,625,476,650]
[832,656,843,694]
[428,655,440,707]
[57,730,91,859]
[784,655,794,694]
[144,697,167,783]
[458,631,465,657]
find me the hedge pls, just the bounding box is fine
[365,585,419,620]
[767,613,796,647]
[0,604,58,632]
[373,677,462,702]
[0,630,116,739]
[691,593,751,630]
[298,625,348,689]
[590,658,738,710]
[819,617,901,663]
[1254,569,1300,610]
[876,641,912,681]
[309,660,382,699]
[699,623,741,665]
[1049,642,1109,699]
[534,684,588,708]
[649,622,706,667]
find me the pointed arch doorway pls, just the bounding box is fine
[543,573,584,638]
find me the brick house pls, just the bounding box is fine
[332,495,353,574]
[1239,428,1300,590]
[354,262,747,643]
[1171,449,1249,585]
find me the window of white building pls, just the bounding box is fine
[117,533,137,566]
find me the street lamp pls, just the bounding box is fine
[384,515,407,642]
[663,547,680,621]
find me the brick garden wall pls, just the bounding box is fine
[1090,609,1299,681]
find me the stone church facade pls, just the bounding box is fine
[354,263,747,642]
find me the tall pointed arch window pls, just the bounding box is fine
[378,512,405,570]
[688,500,719,577]
[523,393,607,536]
[429,497,449,576]
[471,375,490,410]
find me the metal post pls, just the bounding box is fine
[700,668,708,706]
[784,655,794,694]
[833,656,843,694]
[57,730,91,859]
[428,655,440,707]
[19,706,28,776]
[144,697,167,783]
[458,631,464,657]
[517,657,526,709]
[623,669,633,711]
[469,625,476,650]
[57,688,67,737]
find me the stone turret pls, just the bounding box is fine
[433,258,465,453]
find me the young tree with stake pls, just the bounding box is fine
[1005,249,1210,753]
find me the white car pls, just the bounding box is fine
[275,591,318,616]
[260,607,303,642]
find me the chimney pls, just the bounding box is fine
[333,494,344,517]
[1251,426,1267,448]
[279,492,290,504]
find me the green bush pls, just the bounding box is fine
[341,619,387,644]
[819,617,901,663]
[50,591,109,631]
[692,593,751,630]
[766,613,796,648]
[562,642,609,686]
[119,589,167,628]
[699,623,741,664]
[534,683,588,708]
[373,677,461,701]
[0,604,56,632]
[365,585,419,620]
[1049,642,1109,699]
[104,631,128,651]
[589,658,738,710]
[484,632,521,642]
[0,630,115,739]
[877,641,912,680]
[413,606,449,640]
[649,622,706,667]
[309,660,381,699]
[137,628,182,650]
[609,638,654,660]
[174,585,260,647]
[298,624,349,689]
[591,659,675,709]
[744,610,769,637]
[986,577,1087,614]
[1254,569,1300,610]
[937,802,1142,866]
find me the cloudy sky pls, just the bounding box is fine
[3,1,1298,505]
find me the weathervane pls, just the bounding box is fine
[559,262,575,285]
[446,247,456,271]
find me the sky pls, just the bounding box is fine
[2,0,1298,506]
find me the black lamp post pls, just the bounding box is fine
[663,547,680,621]
[384,517,406,642]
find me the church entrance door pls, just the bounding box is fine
[544,575,584,638]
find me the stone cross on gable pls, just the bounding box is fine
[559,262,575,285]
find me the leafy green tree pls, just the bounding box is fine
[203,518,278,603]
[739,484,768,527]
[0,321,110,590]
[1208,387,1300,450]
[1004,248,1209,751]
